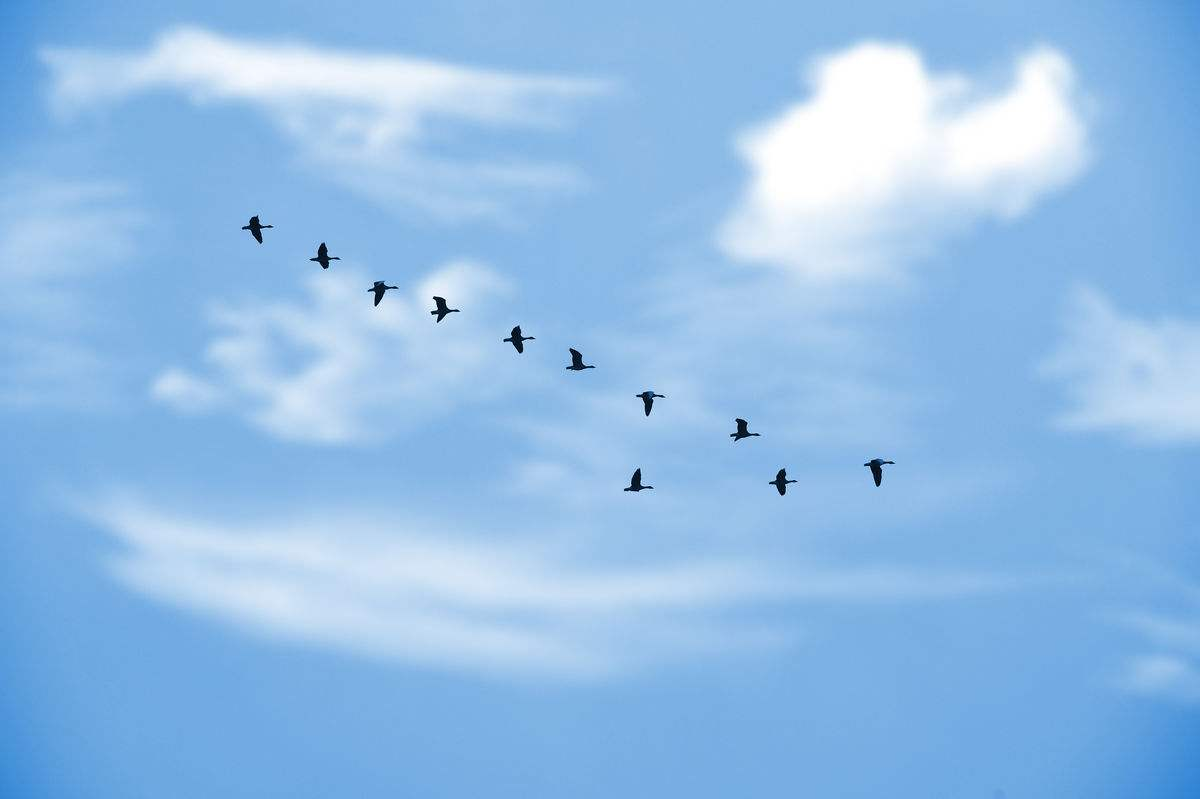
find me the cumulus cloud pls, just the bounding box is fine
[41,26,608,221]
[0,174,143,407]
[81,493,1014,680]
[718,42,1089,279]
[1042,286,1200,444]
[150,260,516,444]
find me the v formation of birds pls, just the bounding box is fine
[243,215,896,493]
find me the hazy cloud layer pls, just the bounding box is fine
[719,42,1088,279]
[1043,286,1200,444]
[42,26,609,221]
[0,174,143,407]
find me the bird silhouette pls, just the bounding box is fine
[624,467,653,492]
[368,281,398,306]
[566,348,595,371]
[864,458,895,487]
[309,242,340,269]
[431,296,460,323]
[730,418,761,442]
[769,468,797,496]
[241,215,273,244]
[636,391,665,417]
[504,325,535,353]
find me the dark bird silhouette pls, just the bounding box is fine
[864,458,895,487]
[369,281,398,306]
[504,325,535,353]
[431,296,459,323]
[624,467,653,492]
[241,215,272,244]
[566,348,595,371]
[309,242,340,269]
[730,418,761,442]
[636,391,665,417]
[769,468,797,496]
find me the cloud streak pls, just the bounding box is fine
[41,26,609,221]
[81,493,1015,680]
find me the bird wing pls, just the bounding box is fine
[735,418,749,434]
[511,326,522,338]
[631,468,642,488]
[433,296,447,312]
[871,462,883,486]
[317,242,328,257]
[251,227,263,243]
[373,289,383,306]
[776,469,787,481]
[642,395,653,416]
[775,480,786,496]
[569,348,583,368]
[513,338,524,353]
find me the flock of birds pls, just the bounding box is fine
[241,215,896,494]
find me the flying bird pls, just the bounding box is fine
[864,458,895,487]
[504,325,535,353]
[566,348,595,371]
[769,468,797,496]
[624,467,653,492]
[431,296,460,323]
[636,391,665,417]
[730,418,761,442]
[309,242,340,269]
[241,215,272,244]
[369,281,398,306]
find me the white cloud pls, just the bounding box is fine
[81,493,1013,680]
[1109,564,1200,707]
[0,174,143,408]
[1042,286,1200,444]
[151,260,515,444]
[1121,655,1200,705]
[718,42,1088,279]
[41,26,608,221]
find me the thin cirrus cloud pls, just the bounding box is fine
[81,492,1017,680]
[718,42,1089,279]
[150,260,516,444]
[40,26,610,221]
[0,174,143,408]
[1042,286,1200,444]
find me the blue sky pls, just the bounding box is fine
[2,1,1199,796]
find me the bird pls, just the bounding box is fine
[368,281,398,306]
[431,296,460,323]
[864,458,895,487]
[636,391,665,417]
[309,242,340,269]
[730,418,761,442]
[241,215,272,244]
[624,467,653,492]
[769,468,797,496]
[504,325,535,353]
[566,348,595,371]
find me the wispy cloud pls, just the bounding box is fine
[1042,286,1200,444]
[718,42,1089,279]
[80,493,1015,680]
[0,174,143,408]
[150,260,516,444]
[41,26,609,221]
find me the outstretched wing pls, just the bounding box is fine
[735,418,749,435]
[512,337,524,353]
[631,468,642,488]
[317,242,328,258]
[569,348,584,368]
[373,289,383,306]
[251,226,263,244]
[871,462,883,486]
[642,395,653,416]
